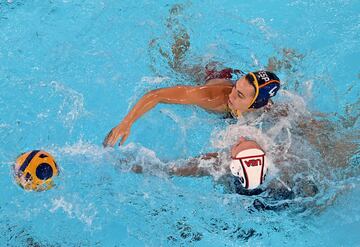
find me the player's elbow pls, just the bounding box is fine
[143,89,163,101]
[144,86,191,104]
[147,88,176,103]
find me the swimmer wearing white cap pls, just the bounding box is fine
[229,137,267,190]
[132,137,268,192]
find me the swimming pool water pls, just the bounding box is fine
[0,0,359,246]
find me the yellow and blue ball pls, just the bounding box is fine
[14,150,59,191]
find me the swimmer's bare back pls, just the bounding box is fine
[103,79,233,147]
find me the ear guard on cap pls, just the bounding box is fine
[248,71,280,109]
[230,148,267,190]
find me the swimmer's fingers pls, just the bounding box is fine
[103,128,121,147]
[119,130,130,146]
[103,123,131,147]
[103,130,114,147]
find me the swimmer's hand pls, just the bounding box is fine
[103,122,131,147]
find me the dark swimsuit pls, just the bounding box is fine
[205,67,245,82]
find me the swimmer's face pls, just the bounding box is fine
[231,137,263,157]
[228,76,256,113]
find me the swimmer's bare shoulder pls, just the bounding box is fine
[152,84,232,110]
[205,78,233,86]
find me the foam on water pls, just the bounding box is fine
[51,81,89,131]
[1,1,359,245]
[50,196,97,227]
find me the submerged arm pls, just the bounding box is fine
[132,152,224,177]
[169,153,220,177]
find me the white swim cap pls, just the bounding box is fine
[230,148,267,190]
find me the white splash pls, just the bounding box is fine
[0,123,10,128]
[120,143,163,165]
[50,196,97,226]
[51,81,89,131]
[48,139,115,166]
[304,80,314,100]
[211,124,274,152]
[141,76,170,84]
[118,143,169,177]
[250,53,260,67]
[249,17,278,39]
[50,196,73,215]
[209,89,312,184]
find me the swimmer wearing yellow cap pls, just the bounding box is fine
[103,69,280,147]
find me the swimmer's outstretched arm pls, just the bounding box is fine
[167,137,257,177]
[131,152,227,177]
[131,162,211,177]
[170,152,223,177]
[103,85,229,147]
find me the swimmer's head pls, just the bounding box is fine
[228,76,256,115]
[246,71,280,109]
[230,137,268,190]
[228,70,280,116]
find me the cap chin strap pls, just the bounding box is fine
[248,72,259,109]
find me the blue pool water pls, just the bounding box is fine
[0,0,359,246]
